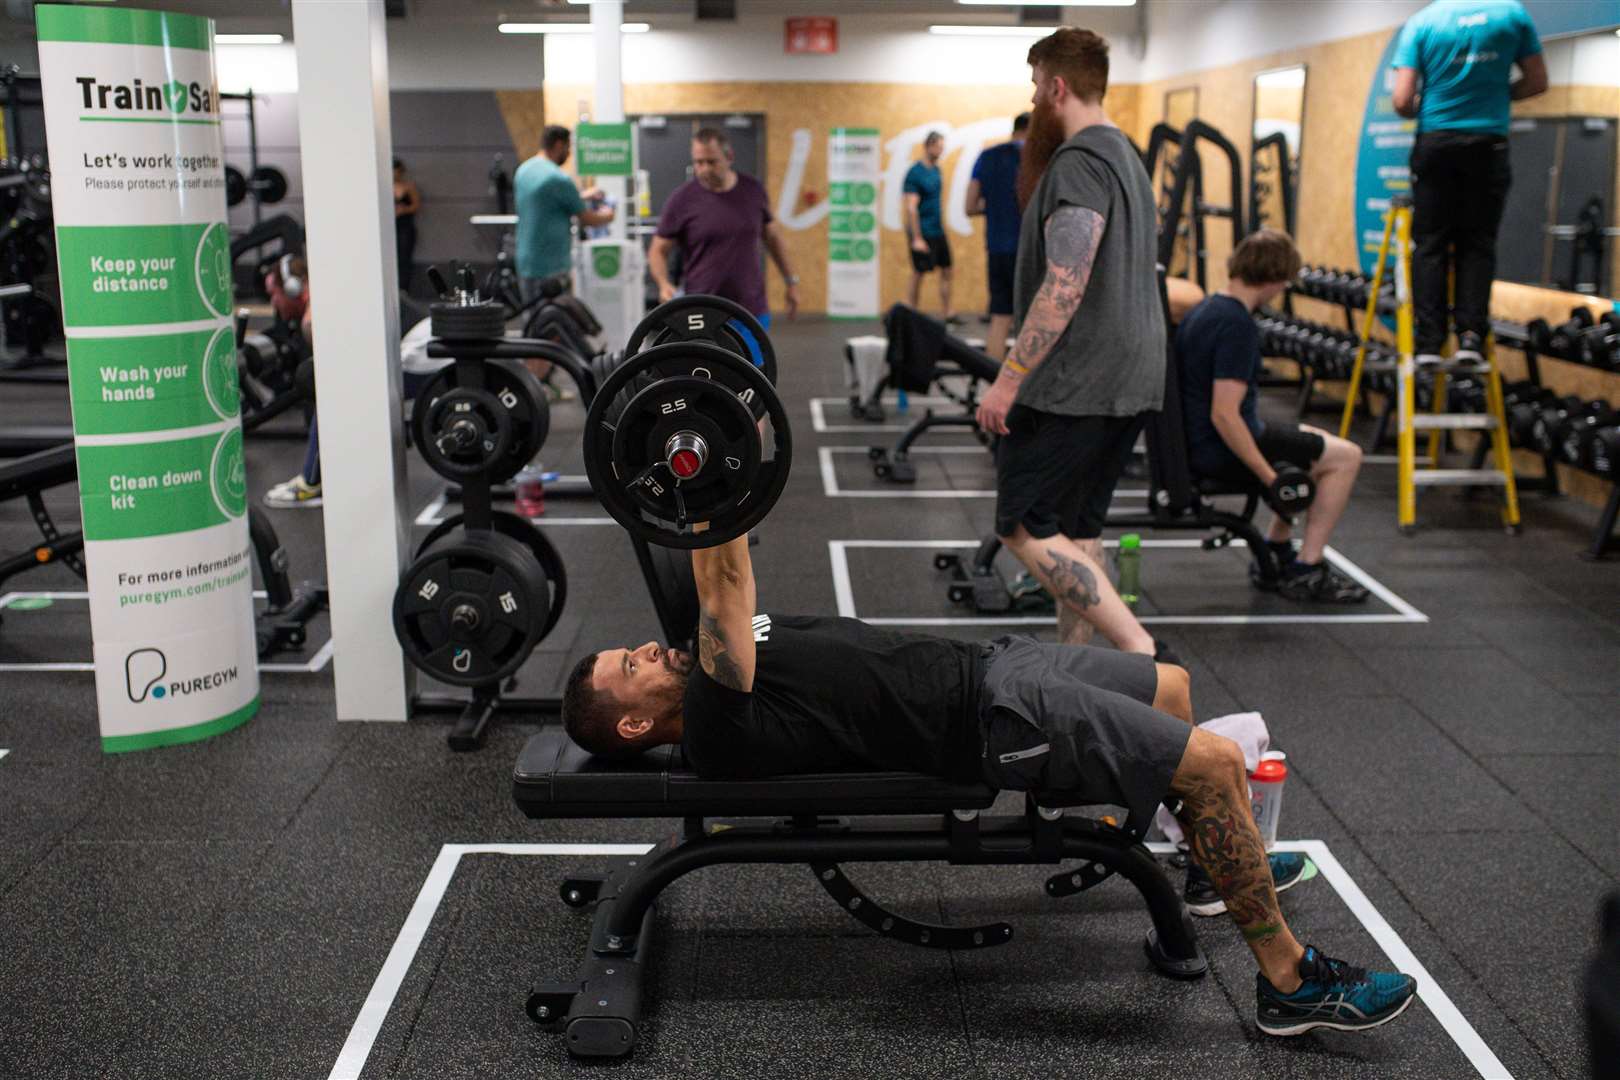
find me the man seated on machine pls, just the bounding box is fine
[560,530,1418,1037]
[1177,229,1370,603]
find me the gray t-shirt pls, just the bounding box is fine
[1012,124,1166,417]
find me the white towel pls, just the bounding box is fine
[844,335,888,403]
[1154,711,1271,844]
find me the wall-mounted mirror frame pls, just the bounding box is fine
[1250,64,1306,238]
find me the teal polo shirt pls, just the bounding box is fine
[514,155,586,279]
[1393,0,1542,136]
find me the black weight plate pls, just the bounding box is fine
[224,165,247,207]
[412,360,549,482]
[415,379,511,480]
[584,341,790,549]
[251,164,289,205]
[624,294,777,385]
[393,529,550,687]
[431,301,507,340]
[417,512,567,645]
[485,358,550,481]
[611,375,761,527]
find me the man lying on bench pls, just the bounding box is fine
[561,531,1418,1037]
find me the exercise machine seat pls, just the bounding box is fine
[514,727,999,820]
[884,304,1000,389]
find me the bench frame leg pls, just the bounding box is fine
[530,810,1206,1058]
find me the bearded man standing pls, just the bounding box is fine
[974,27,1171,660]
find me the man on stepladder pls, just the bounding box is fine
[1391,0,1546,367]
[975,27,1173,662]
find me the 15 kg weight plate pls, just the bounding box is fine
[415,512,567,646]
[393,528,550,687]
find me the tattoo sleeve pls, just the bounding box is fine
[1038,547,1102,611]
[1008,205,1105,376]
[697,612,746,691]
[1174,776,1284,944]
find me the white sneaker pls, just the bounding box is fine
[1414,353,1444,368]
[263,475,322,508]
[1452,332,1485,365]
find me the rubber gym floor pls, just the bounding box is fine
[1,316,1614,1080]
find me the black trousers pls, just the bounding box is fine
[1409,131,1511,353]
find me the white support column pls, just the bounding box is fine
[591,0,628,241]
[291,0,411,721]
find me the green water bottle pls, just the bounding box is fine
[1116,533,1142,611]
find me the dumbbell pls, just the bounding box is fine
[1506,387,1556,447]
[1530,394,1585,454]
[1264,464,1315,519]
[1555,401,1616,466]
[1547,308,1594,360]
[1590,423,1620,476]
[1524,317,1553,356]
[1447,378,1487,413]
[1574,313,1620,372]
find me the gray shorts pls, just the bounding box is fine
[976,637,1190,829]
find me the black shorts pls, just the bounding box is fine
[1197,423,1325,488]
[910,234,952,273]
[994,409,1144,540]
[977,638,1189,827]
[986,251,1016,316]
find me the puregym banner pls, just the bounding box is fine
[36,4,258,752]
[826,127,880,319]
[1350,33,1414,279]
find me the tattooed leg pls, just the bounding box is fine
[999,527,1154,653]
[1171,729,1305,990]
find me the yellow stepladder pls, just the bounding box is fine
[1340,197,1520,534]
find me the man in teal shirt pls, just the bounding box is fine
[904,132,956,322]
[514,125,615,295]
[1391,1,1546,366]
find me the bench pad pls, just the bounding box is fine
[513,727,999,819]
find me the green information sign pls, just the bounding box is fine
[37,3,259,752]
[577,121,634,177]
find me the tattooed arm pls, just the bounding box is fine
[975,204,1106,435]
[691,534,756,692]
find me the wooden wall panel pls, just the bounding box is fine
[527,81,1038,320]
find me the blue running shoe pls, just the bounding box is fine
[1256,946,1418,1035]
[1184,851,1309,917]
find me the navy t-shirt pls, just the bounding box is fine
[971,140,1023,255]
[903,161,945,238]
[1175,295,1262,472]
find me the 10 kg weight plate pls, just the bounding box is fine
[413,358,550,483]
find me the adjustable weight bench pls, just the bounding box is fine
[867,304,996,483]
[512,726,1207,1059]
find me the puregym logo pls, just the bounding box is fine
[75,75,219,118]
[124,646,240,704]
[126,647,167,702]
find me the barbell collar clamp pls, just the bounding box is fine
[665,431,709,481]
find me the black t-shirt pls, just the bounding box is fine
[1174,294,1263,473]
[681,614,985,781]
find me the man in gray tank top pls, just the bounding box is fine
[975,27,1169,661]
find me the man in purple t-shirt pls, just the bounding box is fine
[648,127,800,327]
